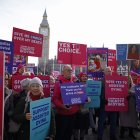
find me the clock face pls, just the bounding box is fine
[40,28,48,36]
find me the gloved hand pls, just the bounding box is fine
[85,97,91,103]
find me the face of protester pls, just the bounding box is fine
[131,45,136,53]
[104,67,112,76]
[38,72,43,76]
[5,74,10,87]
[80,75,88,83]
[62,66,73,80]
[5,80,9,87]
[5,74,9,79]
[19,67,25,74]
[30,83,42,95]
[50,76,55,84]
[133,60,140,68]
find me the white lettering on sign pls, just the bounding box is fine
[25,38,31,42]
[31,40,42,45]
[108,98,125,106]
[20,46,35,54]
[58,42,80,54]
[14,85,21,89]
[59,42,70,48]
[14,32,23,37]
[115,80,127,84]
[58,47,80,54]
[43,84,49,88]
[13,32,24,41]
[14,80,20,84]
[24,34,30,38]
[42,80,49,84]
[111,88,122,92]
[14,36,24,41]
[66,92,73,95]
[109,84,124,88]
[71,97,81,104]
[30,35,42,41]
[106,80,114,84]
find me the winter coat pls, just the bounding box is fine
[13,94,56,140]
[4,87,14,140]
[100,79,107,109]
[13,96,30,140]
[52,75,80,115]
[120,91,138,128]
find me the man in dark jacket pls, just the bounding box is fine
[97,67,118,140]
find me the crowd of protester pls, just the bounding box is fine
[3,64,140,140]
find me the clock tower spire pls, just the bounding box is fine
[38,9,50,74]
[40,9,49,28]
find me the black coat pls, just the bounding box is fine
[13,95,55,140]
[13,96,30,140]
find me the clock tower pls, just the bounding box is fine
[39,9,50,69]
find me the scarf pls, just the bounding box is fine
[29,92,41,101]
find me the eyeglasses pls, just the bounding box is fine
[65,69,72,72]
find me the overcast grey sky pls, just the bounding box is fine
[0,0,140,64]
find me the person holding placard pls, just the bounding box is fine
[73,72,90,140]
[12,77,55,140]
[119,75,137,139]
[53,65,80,140]
[97,67,118,140]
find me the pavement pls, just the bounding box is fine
[72,127,140,140]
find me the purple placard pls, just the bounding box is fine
[135,85,140,112]
[0,39,14,74]
[87,48,108,78]
[60,82,87,105]
[13,55,27,74]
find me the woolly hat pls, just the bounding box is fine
[78,72,87,79]
[17,64,25,72]
[20,78,31,88]
[29,77,43,87]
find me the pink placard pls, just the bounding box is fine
[12,75,50,97]
[12,75,33,92]
[0,52,4,140]
[12,27,43,57]
[108,49,117,74]
[37,75,50,97]
[57,41,87,66]
[105,75,128,111]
